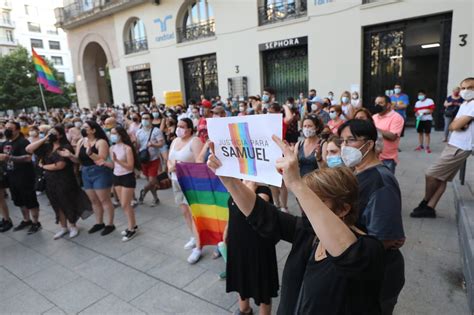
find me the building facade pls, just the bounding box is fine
[0,1,16,56]
[56,0,473,128]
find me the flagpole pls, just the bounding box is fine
[38,83,48,112]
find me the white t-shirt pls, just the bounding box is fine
[448,100,474,151]
[414,98,435,121]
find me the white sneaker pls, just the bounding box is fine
[53,228,68,240]
[187,248,201,264]
[69,227,79,238]
[121,225,138,236]
[130,200,138,207]
[184,237,196,250]
[280,207,289,213]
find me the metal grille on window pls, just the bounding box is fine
[258,0,307,26]
[228,77,248,100]
[183,53,219,102]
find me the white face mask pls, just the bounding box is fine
[311,104,318,112]
[74,122,82,128]
[303,128,316,138]
[341,142,369,168]
[394,88,401,94]
[329,112,338,120]
[460,89,474,101]
[176,127,186,138]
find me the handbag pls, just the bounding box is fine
[138,127,154,164]
[156,171,171,190]
[444,106,458,118]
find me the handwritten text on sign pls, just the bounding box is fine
[207,114,283,187]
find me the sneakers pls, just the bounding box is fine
[184,237,196,250]
[121,229,137,242]
[131,199,139,207]
[121,225,138,236]
[69,227,79,238]
[138,189,146,205]
[88,223,105,234]
[0,218,13,232]
[415,145,424,151]
[233,308,254,315]
[280,207,289,213]
[151,198,160,207]
[112,200,120,208]
[218,271,227,280]
[54,228,68,240]
[27,222,42,235]
[13,220,32,232]
[101,225,116,236]
[187,248,202,264]
[410,200,436,218]
[426,146,432,154]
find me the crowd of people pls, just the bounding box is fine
[0,77,472,314]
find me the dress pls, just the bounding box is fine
[39,144,93,224]
[226,186,279,305]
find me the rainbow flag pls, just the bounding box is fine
[32,48,63,94]
[176,163,229,246]
[228,122,257,176]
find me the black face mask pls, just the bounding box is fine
[80,129,88,137]
[4,129,13,139]
[48,134,58,143]
[372,104,385,114]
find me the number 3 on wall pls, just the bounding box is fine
[459,34,468,47]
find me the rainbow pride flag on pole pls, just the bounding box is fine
[176,162,229,246]
[32,48,63,94]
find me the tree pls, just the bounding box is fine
[0,46,72,111]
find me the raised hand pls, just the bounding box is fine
[206,141,222,174]
[272,135,302,190]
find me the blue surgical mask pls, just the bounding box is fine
[142,120,150,127]
[394,88,401,94]
[327,155,344,168]
[39,132,45,139]
[110,134,119,144]
[341,97,349,104]
[418,95,425,101]
[152,112,160,119]
[262,95,270,103]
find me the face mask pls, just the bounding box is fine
[329,112,338,120]
[418,95,425,101]
[341,97,349,104]
[80,129,88,137]
[110,134,119,144]
[176,127,186,138]
[311,104,318,112]
[4,129,13,139]
[29,131,38,138]
[152,112,160,119]
[303,128,316,138]
[394,88,401,94]
[239,107,245,112]
[327,155,344,168]
[142,120,150,127]
[262,95,270,103]
[74,122,82,128]
[341,142,369,168]
[328,95,334,100]
[373,104,385,114]
[20,122,27,127]
[39,132,45,139]
[352,95,358,100]
[48,134,58,143]
[460,89,474,101]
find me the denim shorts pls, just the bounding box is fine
[81,165,113,190]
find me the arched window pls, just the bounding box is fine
[124,18,148,54]
[178,0,215,43]
[258,0,307,26]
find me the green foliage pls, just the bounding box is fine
[0,46,73,110]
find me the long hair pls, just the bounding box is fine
[85,120,109,142]
[114,126,141,170]
[53,124,74,153]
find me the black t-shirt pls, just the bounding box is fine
[246,196,385,314]
[2,136,35,177]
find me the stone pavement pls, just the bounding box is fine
[0,128,469,314]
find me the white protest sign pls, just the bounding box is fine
[207,114,283,187]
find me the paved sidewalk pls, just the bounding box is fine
[0,128,469,314]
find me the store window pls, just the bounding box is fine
[177,0,215,43]
[123,18,148,55]
[30,38,43,49]
[258,0,307,26]
[49,40,60,50]
[130,69,153,106]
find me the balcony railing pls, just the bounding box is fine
[124,38,148,55]
[177,20,215,43]
[0,37,17,46]
[55,0,148,29]
[258,0,307,26]
[0,18,14,28]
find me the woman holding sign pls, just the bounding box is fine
[207,139,384,314]
[168,118,204,264]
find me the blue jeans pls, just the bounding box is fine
[382,159,397,174]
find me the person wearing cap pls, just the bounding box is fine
[197,100,212,144]
[211,105,226,118]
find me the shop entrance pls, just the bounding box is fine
[362,13,452,129]
[261,36,308,104]
[130,69,153,107]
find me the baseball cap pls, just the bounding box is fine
[201,100,212,108]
